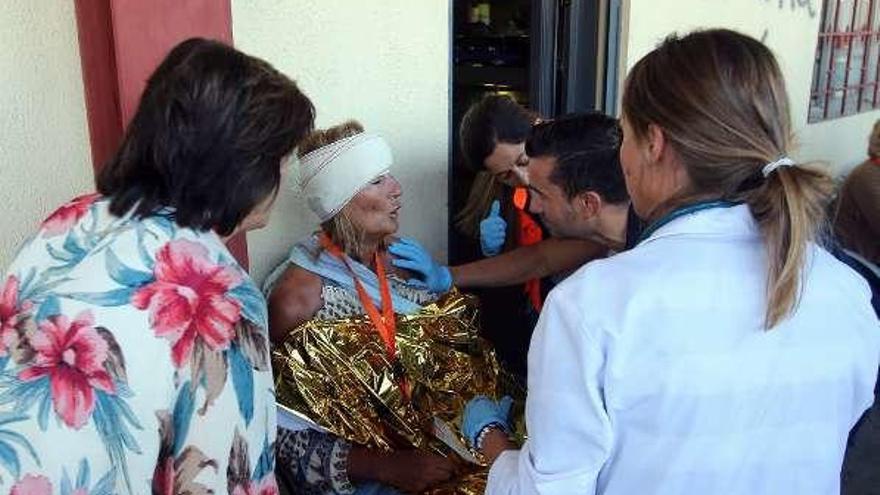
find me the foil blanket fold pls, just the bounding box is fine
[273,291,509,494]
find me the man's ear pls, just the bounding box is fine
[574,191,602,219]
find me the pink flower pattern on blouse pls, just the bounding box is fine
[132,239,242,367]
[18,310,115,429]
[9,474,52,495]
[0,275,32,357]
[40,193,100,238]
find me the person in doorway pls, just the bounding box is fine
[453,96,605,378]
[0,38,315,494]
[462,29,880,494]
[456,95,536,258]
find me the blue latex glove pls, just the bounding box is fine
[479,200,507,257]
[461,395,513,448]
[388,237,453,293]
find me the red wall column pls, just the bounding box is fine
[74,0,249,270]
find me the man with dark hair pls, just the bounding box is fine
[524,113,635,247]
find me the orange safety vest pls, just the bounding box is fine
[513,187,544,312]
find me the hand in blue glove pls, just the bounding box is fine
[479,200,507,257]
[388,237,453,293]
[461,395,513,449]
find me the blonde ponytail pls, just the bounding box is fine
[622,29,836,329]
[744,164,833,328]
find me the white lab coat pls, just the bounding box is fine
[488,204,879,495]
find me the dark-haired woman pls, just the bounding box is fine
[464,29,879,494]
[0,38,314,494]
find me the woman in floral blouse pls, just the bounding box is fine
[0,38,314,494]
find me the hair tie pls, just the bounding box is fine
[762,156,795,177]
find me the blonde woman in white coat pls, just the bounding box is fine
[463,28,880,495]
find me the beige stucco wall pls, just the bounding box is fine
[0,1,94,269]
[623,0,880,176]
[232,1,451,284]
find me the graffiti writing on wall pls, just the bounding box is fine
[761,0,818,18]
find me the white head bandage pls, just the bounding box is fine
[762,156,795,177]
[298,133,393,222]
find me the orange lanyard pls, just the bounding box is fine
[318,233,398,360]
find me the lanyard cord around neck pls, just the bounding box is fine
[636,199,738,246]
[318,233,411,399]
[318,233,398,361]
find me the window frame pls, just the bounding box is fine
[809,0,880,122]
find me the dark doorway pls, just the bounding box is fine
[448,0,621,263]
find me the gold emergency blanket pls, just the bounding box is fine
[273,290,502,494]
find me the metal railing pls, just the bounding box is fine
[809,0,880,122]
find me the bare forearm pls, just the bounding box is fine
[348,446,456,492]
[450,245,546,288]
[450,238,606,288]
[347,446,392,484]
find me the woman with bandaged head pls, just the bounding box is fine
[266,121,503,494]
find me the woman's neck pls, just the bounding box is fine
[647,192,722,224]
[349,235,384,267]
[635,154,697,224]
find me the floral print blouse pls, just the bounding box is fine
[0,194,278,494]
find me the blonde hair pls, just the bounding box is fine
[455,171,504,239]
[321,208,367,259]
[869,119,880,158]
[622,29,833,329]
[297,120,378,257]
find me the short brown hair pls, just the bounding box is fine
[623,29,833,329]
[297,120,365,158]
[98,38,315,236]
[526,113,625,202]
